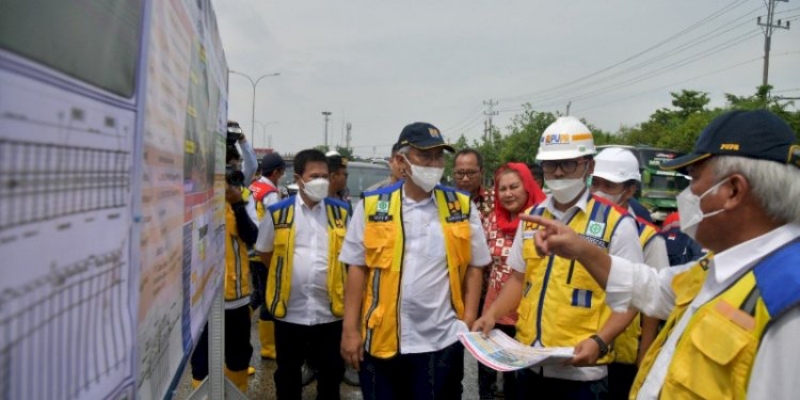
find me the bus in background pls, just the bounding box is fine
[597,145,691,223]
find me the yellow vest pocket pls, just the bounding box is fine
[668,309,753,399]
[365,223,396,269]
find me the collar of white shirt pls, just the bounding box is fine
[711,223,800,283]
[401,184,435,207]
[541,190,591,219]
[296,194,324,211]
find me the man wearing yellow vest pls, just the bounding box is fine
[248,153,285,361]
[255,149,350,400]
[474,116,643,399]
[524,109,800,399]
[591,147,670,400]
[339,122,492,399]
[190,123,258,392]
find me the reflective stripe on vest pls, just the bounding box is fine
[264,197,350,319]
[361,182,472,359]
[517,197,628,364]
[631,239,800,399]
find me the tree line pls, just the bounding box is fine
[444,86,800,181]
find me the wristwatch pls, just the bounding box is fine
[590,334,609,357]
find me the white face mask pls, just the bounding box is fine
[403,155,443,192]
[593,190,623,205]
[300,177,329,202]
[546,178,587,204]
[677,178,728,241]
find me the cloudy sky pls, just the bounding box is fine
[212,0,800,156]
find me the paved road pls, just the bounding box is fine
[173,314,483,399]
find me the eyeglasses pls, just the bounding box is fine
[540,159,589,174]
[408,151,445,164]
[454,170,480,179]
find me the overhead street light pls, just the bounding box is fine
[228,70,281,139]
[255,120,280,148]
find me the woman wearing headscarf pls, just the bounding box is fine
[478,162,546,399]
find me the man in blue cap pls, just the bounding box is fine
[340,122,492,399]
[523,109,800,399]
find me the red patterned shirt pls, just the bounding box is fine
[481,211,518,326]
[472,187,495,224]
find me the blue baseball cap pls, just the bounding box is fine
[396,122,455,152]
[261,153,286,174]
[662,110,800,172]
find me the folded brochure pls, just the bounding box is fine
[458,329,573,372]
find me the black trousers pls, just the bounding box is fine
[249,260,273,321]
[359,341,464,400]
[190,305,253,379]
[607,362,637,400]
[516,368,606,400]
[478,324,517,399]
[273,319,344,400]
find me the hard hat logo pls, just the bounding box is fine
[536,116,596,161]
[428,128,441,137]
[790,145,800,168]
[544,134,571,145]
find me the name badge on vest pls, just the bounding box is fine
[369,214,392,222]
[446,214,469,223]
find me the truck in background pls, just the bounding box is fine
[598,145,691,223]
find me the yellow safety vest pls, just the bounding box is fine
[264,196,350,319]
[615,219,660,364]
[631,239,800,399]
[224,190,253,303]
[517,196,630,364]
[361,182,473,359]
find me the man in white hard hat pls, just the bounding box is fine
[474,116,643,399]
[591,147,670,400]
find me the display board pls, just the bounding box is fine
[0,1,228,399]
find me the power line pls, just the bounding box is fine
[497,0,751,104]
[483,99,498,142]
[509,10,764,109]
[442,103,483,132]
[441,4,799,134]
[562,29,763,106]
[505,27,763,115]
[758,0,792,86]
[574,51,800,113]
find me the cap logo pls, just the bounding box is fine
[789,145,800,168]
[720,143,740,151]
[428,128,440,138]
[544,134,571,145]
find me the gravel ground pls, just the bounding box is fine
[173,314,483,399]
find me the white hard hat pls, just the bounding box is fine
[326,150,341,157]
[593,147,641,183]
[536,116,596,161]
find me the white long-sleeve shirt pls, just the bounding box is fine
[606,223,800,399]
